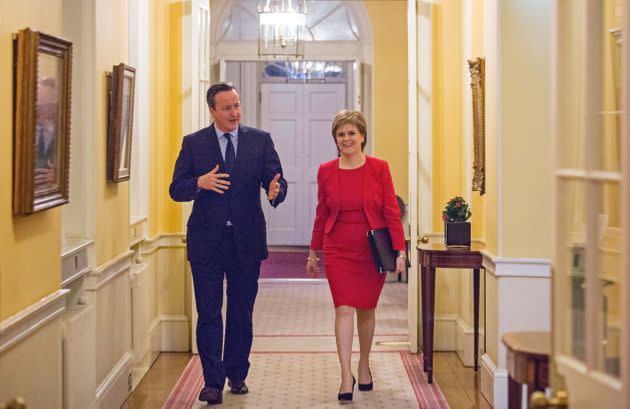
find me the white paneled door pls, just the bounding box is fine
[261,83,345,245]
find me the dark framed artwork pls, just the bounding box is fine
[107,63,136,182]
[13,28,72,216]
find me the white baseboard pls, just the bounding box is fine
[481,353,508,409]
[149,314,189,352]
[456,316,474,366]
[96,351,133,409]
[433,314,457,351]
[130,345,157,390]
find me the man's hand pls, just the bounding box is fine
[34,160,55,186]
[267,173,281,200]
[197,164,230,194]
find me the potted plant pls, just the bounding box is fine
[442,196,472,246]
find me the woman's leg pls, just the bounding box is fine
[335,305,355,392]
[356,308,376,384]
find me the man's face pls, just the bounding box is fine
[37,83,57,125]
[209,89,241,132]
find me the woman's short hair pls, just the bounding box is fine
[331,110,368,151]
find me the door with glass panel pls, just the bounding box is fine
[552,1,628,407]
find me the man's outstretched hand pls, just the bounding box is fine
[267,173,281,200]
[197,164,230,194]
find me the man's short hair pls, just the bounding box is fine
[206,82,238,109]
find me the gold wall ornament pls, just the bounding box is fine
[468,57,485,195]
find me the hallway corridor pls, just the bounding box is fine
[123,280,489,408]
[125,280,460,409]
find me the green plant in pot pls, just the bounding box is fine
[442,196,472,246]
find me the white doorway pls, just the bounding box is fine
[261,83,345,245]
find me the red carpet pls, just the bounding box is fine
[162,352,449,409]
[259,251,326,279]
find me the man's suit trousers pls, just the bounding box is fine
[190,226,260,389]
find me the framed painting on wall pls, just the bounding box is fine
[107,63,136,183]
[13,28,73,216]
[468,57,485,195]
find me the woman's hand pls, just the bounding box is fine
[394,251,406,274]
[306,250,320,277]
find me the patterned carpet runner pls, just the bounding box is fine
[259,251,326,279]
[162,352,449,409]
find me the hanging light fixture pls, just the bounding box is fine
[257,0,307,59]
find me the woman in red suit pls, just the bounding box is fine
[306,110,406,402]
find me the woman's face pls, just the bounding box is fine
[335,123,365,157]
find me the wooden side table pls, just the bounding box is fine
[418,243,484,383]
[502,331,550,409]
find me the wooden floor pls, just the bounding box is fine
[121,353,191,409]
[433,352,493,409]
[123,351,491,409]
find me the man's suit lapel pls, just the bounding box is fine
[235,125,248,172]
[231,125,249,194]
[208,124,225,168]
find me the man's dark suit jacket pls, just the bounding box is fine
[169,124,287,264]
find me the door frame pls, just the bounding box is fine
[407,0,433,354]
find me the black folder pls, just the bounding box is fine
[367,228,397,274]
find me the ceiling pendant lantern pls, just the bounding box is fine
[257,0,307,59]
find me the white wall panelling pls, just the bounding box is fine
[0,317,65,409]
[0,289,69,353]
[62,305,97,409]
[480,251,552,407]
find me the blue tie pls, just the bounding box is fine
[224,133,235,172]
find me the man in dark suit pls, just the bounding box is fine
[34,78,58,188]
[169,82,287,405]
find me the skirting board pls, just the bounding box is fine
[456,316,485,367]
[131,349,156,390]
[96,351,133,409]
[149,314,189,352]
[480,353,508,409]
[432,314,457,351]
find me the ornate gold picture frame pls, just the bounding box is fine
[13,28,73,215]
[468,57,485,195]
[107,63,136,183]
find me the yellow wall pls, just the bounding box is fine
[364,1,409,202]
[470,0,485,240]
[0,1,63,320]
[149,0,183,237]
[500,0,552,258]
[94,0,131,265]
[431,1,464,232]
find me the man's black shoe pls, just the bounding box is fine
[198,386,223,405]
[228,379,249,394]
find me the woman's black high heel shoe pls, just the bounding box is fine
[358,369,373,391]
[337,376,356,402]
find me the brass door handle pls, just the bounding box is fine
[418,235,429,245]
[530,390,568,409]
[1,397,26,409]
[181,235,187,244]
